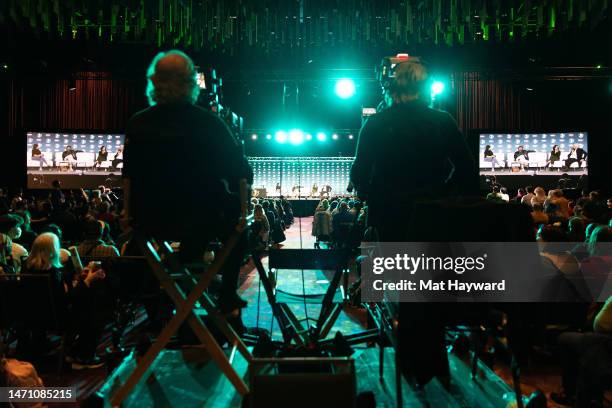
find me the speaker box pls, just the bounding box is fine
[248,357,356,408]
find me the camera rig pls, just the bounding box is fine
[196,67,244,142]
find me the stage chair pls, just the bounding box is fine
[78,152,95,169]
[528,152,547,170]
[479,152,505,170]
[26,152,52,169]
[99,160,113,170]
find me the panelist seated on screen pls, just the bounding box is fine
[564,144,587,168]
[513,145,535,162]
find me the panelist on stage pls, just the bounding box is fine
[31,144,49,170]
[546,144,561,169]
[483,144,501,171]
[513,145,533,171]
[61,145,83,171]
[112,145,123,169]
[93,146,108,170]
[565,144,587,169]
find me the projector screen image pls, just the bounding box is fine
[27,132,125,189]
[479,132,588,176]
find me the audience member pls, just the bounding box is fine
[77,218,120,258]
[0,215,28,273]
[521,186,535,206]
[312,200,332,247]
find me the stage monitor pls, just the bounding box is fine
[478,132,588,176]
[27,132,125,189]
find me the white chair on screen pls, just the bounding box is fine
[527,152,547,170]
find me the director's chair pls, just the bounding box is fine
[110,180,253,407]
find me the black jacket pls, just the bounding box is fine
[567,148,587,161]
[124,102,253,233]
[350,103,474,224]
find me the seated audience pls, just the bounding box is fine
[312,200,332,247]
[567,216,587,242]
[22,233,107,368]
[531,186,547,207]
[531,203,549,225]
[544,189,570,221]
[551,296,612,407]
[252,204,270,245]
[0,215,28,274]
[13,210,37,250]
[521,186,535,206]
[77,217,120,258]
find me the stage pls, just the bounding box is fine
[480,173,587,196]
[27,170,124,189]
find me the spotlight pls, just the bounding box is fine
[316,132,327,141]
[251,133,258,140]
[334,78,356,99]
[266,134,272,140]
[275,130,288,143]
[332,133,339,140]
[431,81,445,96]
[305,133,312,141]
[289,129,304,145]
[348,134,354,140]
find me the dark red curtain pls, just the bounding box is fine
[3,72,145,137]
[452,72,544,132]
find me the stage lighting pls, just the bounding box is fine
[251,133,258,140]
[266,134,272,140]
[305,133,312,140]
[431,81,445,96]
[275,130,288,143]
[289,129,304,145]
[332,133,339,140]
[316,132,327,141]
[334,78,356,99]
[348,134,354,140]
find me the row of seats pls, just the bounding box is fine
[479,151,586,169]
[26,151,123,169]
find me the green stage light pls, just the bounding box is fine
[266,134,272,140]
[305,133,312,140]
[431,81,445,96]
[275,130,287,143]
[289,129,304,145]
[316,132,327,141]
[334,78,356,99]
[332,133,339,140]
[251,134,258,140]
[348,134,354,139]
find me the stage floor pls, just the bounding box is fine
[480,169,587,176]
[27,171,123,189]
[98,347,514,407]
